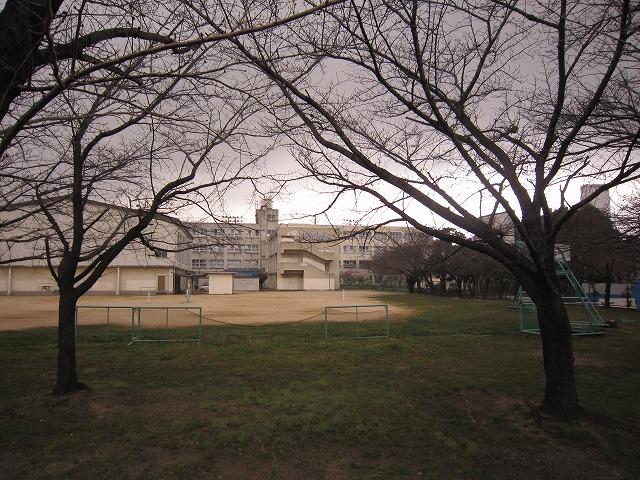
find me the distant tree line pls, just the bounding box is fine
[368,233,517,299]
[559,203,640,308]
[369,199,640,304]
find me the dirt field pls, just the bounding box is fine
[0,290,413,331]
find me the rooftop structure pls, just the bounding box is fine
[580,184,611,214]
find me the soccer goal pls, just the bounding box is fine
[323,304,390,339]
[75,305,203,344]
[139,287,156,303]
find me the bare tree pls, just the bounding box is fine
[0,0,342,156]
[221,0,640,419]
[558,205,633,307]
[370,234,435,292]
[0,0,295,394]
[615,189,640,240]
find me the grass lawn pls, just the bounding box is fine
[1,294,639,479]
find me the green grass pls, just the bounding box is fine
[1,294,639,479]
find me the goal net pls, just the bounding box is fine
[323,304,390,339]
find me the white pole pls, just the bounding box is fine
[342,288,345,303]
[147,288,151,303]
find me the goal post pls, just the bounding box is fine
[323,304,390,339]
[75,305,203,344]
[139,286,156,303]
[129,306,202,344]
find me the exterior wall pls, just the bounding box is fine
[90,268,118,292]
[208,272,234,294]
[0,268,8,292]
[278,273,303,290]
[0,201,190,271]
[583,282,638,308]
[267,225,340,291]
[580,184,611,214]
[118,267,173,294]
[187,221,261,274]
[10,267,58,293]
[255,199,279,270]
[0,266,174,295]
[304,277,335,290]
[233,276,259,291]
[338,227,416,271]
[0,200,190,296]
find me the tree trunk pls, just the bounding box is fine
[53,290,83,395]
[535,289,579,421]
[604,280,612,308]
[438,275,447,296]
[406,275,416,293]
[481,277,489,299]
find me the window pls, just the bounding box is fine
[228,258,242,267]
[358,260,371,270]
[192,259,207,269]
[211,259,224,268]
[154,249,168,258]
[342,260,356,268]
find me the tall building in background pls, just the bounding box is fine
[255,199,279,268]
[580,184,611,214]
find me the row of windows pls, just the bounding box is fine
[342,245,374,254]
[345,231,408,240]
[193,242,259,253]
[192,258,259,269]
[196,228,260,238]
[341,260,372,269]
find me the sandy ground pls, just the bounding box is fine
[0,290,413,331]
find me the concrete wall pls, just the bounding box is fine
[279,273,303,290]
[583,282,638,308]
[0,266,174,295]
[233,277,259,292]
[10,267,57,293]
[208,273,234,294]
[0,201,191,271]
[119,267,173,294]
[90,268,118,292]
[266,225,342,291]
[304,277,335,290]
[0,268,7,292]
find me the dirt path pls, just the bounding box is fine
[0,290,413,331]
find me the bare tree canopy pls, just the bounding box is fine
[0,0,342,154]
[0,0,342,395]
[222,0,639,419]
